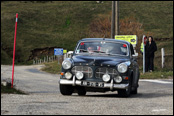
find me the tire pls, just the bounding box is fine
[118,79,132,97]
[77,87,86,96]
[117,87,131,97]
[60,84,73,95]
[131,87,138,94]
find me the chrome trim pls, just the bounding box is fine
[59,79,129,90]
[110,79,114,90]
[72,76,76,86]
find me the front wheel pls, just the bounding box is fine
[60,84,74,95]
[117,87,131,97]
[118,80,132,97]
[131,87,138,94]
[77,86,86,96]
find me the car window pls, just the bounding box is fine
[75,41,128,56]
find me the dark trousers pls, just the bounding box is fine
[145,56,154,72]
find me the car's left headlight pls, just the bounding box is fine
[117,62,129,73]
[62,60,72,70]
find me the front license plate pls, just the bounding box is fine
[81,81,104,88]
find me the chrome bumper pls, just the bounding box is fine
[59,76,129,90]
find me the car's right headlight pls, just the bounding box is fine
[62,60,72,70]
[117,63,128,73]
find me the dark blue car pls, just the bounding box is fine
[59,38,140,97]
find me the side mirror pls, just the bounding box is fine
[67,51,73,58]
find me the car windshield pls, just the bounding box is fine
[75,41,128,56]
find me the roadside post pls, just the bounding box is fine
[54,48,63,64]
[161,48,165,68]
[11,13,18,88]
[142,35,146,74]
[63,49,67,60]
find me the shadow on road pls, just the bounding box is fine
[70,92,173,99]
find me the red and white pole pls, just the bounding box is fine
[11,13,18,88]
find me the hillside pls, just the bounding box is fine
[1,1,173,65]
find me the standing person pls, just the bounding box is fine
[140,36,147,55]
[145,36,157,72]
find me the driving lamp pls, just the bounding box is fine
[75,71,84,80]
[65,72,72,80]
[102,74,111,82]
[114,76,122,83]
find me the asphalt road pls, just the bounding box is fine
[1,65,173,115]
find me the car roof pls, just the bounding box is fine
[79,38,130,45]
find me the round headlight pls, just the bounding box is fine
[102,74,111,82]
[114,76,122,83]
[75,71,84,80]
[65,72,72,80]
[62,60,72,69]
[117,63,128,73]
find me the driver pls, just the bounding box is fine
[87,46,94,53]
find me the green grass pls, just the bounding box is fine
[120,1,173,38]
[1,1,173,65]
[41,61,62,74]
[1,84,26,94]
[140,71,173,79]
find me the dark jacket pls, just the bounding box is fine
[145,41,157,58]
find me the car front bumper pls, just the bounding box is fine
[59,76,129,90]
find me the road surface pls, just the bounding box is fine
[1,65,173,115]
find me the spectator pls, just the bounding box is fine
[140,36,147,55]
[145,36,157,72]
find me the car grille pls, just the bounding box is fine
[71,66,93,78]
[95,67,118,79]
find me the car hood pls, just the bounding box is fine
[72,55,129,67]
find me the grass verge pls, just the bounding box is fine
[1,84,26,94]
[140,70,173,79]
[41,61,62,74]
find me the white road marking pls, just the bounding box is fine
[139,79,173,84]
[152,109,167,112]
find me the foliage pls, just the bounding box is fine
[1,1,173,65]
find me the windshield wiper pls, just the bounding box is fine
[78,49,88,52]
[92,50,116,55]
[92,50,106,53]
